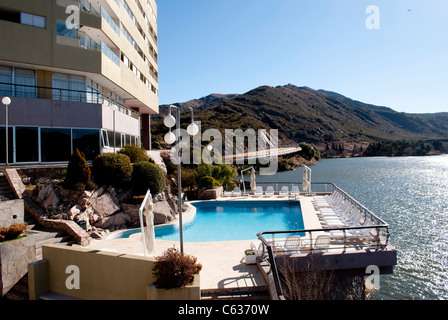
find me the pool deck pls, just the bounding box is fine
[85,195,323,292]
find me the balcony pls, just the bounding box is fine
[0,82,140,120]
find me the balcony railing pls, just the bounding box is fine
[252,182,391,300]
[0,82,140,119]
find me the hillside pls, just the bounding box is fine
[154,84,448,146]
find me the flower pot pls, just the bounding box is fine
[245,250,257,265]
[146,274,201,300]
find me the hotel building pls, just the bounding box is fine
[0,0,158,163]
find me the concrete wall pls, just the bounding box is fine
[29,244,158,300]
[0,200,24,228]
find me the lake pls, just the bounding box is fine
[255,154,448,300]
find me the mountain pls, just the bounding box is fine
[155,84,448,145]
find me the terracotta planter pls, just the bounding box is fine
[146,274,201,300]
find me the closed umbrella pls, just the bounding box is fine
[250,167,257,191]
[302,167,309,193]
[141,193,156,256]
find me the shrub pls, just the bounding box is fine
[92,153,133,187]
[196,163,237,188]
[0,224,28,242]
[131,161,167,195]
[118,144,151,163]
[65,149,91,188]
[153,247,202,289]
[198,176,221,189]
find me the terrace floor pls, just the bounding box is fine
[85,195,322,291]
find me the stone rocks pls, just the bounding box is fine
[152,201,176,225]
[68,205,82,220]
[37,184,61,208]
[94,212,130,230]
[90,193,121,218]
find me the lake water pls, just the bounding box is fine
[255,154,448,300]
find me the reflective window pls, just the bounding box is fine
[0,127,13,164]
[72,129,100,161]
[15,127,39,163]
[41,128,71,162]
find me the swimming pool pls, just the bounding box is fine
[115,200,304,242]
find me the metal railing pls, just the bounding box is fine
[0,82,140,119]
[252,182,390,300]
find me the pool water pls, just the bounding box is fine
[155,200,304,242]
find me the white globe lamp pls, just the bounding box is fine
[2,97,11,106]
[164,114,176,128]
[187,122,199,136]
[164,131,176,144]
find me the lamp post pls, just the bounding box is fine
[2,97,11,165]
[164,105,199,254]
[206,144,216,177]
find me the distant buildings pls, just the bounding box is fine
[0,0,158,163]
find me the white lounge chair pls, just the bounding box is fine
[231,187,241,197]
[279,186,289,197]
[265,186,275,196]
[312,235,331,253]
[290,186,300,196]
[253,186,263,197]
[223,189,232,197]
[282,236,302,253]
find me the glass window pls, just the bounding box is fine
[21,12,46,29]
[72,129,100,161]
[41,128,71,162]
[0,127,14,164]
[15,127,39,163]
[53,72,86,101]
[101,129,109,148]
[56,19,77,39]
[0,66,13,96]
[15,68,37,98]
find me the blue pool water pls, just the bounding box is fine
[155,200,304,242]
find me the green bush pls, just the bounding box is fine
[196,163,237,188]
[118,144,151,163]
[153,247,202,289]
[198,176,221,189]
[92,153,133,187]
[131,161,167,195]
[65,149,91,188]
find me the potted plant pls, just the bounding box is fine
[147,247,202,300]
[245,249,257,265]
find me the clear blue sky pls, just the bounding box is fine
[157,0,448,114]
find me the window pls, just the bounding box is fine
[53,73,86,101]
[56,19,77,39]
[0,66,13,96]
[41,128,71,162]
[15,68,36,98]
[72,129,100,161]
[0,127,13,164]
[101,129,110,148]
[15,127,39,163]
[20,12,46,28]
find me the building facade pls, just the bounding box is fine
[0,0,158,163]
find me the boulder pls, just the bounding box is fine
[68,205,82,220]
[121,203,140,227]
[90,192,121,217]
[94,212,130,230]
[37,184,61,208]
[153,201,176,225]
